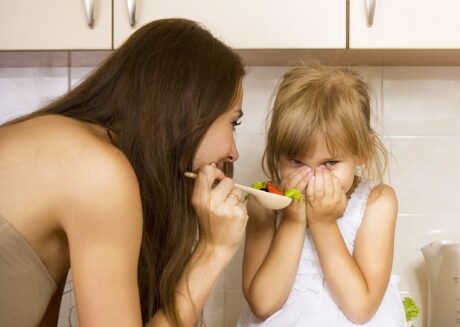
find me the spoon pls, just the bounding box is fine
[184,172,292,210]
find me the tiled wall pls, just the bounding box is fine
[2,60,460,326]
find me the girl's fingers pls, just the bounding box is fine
[340,188,348,209]
[292,167,311,192]
[332,175,342,203]
[281,166,310,191]
[323,170,334,201]
[306,173,315,202]
[314,168,325,199]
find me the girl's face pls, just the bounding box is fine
[192,85,244,171]
[279,138,362,195]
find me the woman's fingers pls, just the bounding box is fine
[195,165,245,209]
[192,164,243,205]
[225,188,244,204]
[191,164,248,254]
[193,164,226,196]
[212,176,235,203]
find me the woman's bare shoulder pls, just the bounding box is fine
[1,115,142,231]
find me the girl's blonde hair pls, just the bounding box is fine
[264,63,388,184]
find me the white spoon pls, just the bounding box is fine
[184,172,292,210]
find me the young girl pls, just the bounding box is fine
[237,64,406,326]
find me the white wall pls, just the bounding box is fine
[2,59,460,327]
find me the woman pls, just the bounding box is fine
[0,18,248,326]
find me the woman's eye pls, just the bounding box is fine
[325,161,338,169]
[231,120,242,130]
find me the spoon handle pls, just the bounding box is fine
[231,183,261,196]
[184,172,259,196]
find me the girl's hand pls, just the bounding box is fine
[191,164,248,260]
[306,167,347,226]
[279,166,311,224]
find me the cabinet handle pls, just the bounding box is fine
[366,0,376,26]
[127,0,136,27]
[84,0,95,28]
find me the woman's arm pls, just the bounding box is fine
[308,171,398,324]
[148,164,249,326]
[60,147,246,327]
[61,146,144,327]
[147,242,232,326]
[242,168,309,319]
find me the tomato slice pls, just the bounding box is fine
[267,182,283,195]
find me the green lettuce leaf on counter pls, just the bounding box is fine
[403,296,419,323]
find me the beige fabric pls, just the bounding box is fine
[0,215,57,327]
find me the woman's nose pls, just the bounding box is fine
[227,141,239,162]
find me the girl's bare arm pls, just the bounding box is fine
[309,179,398,324]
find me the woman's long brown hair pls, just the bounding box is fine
[3,19,244,326]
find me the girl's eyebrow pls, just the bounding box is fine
[320,155,342,162]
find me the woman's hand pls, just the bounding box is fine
[191,164,248,261]
[279,166,310,224]
[306,167,347,226]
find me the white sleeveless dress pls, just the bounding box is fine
[237,180,407,327]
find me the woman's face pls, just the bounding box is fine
[192,85,244,171]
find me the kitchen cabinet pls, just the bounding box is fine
[349,0,460,49]
[0,0,112,50]
[3,1,460,65]
[113,0,346,49]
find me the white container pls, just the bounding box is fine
[421,241,460,326]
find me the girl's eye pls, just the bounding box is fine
[231,120,242,130]
[325,161,338,169]
[289,159,304,166]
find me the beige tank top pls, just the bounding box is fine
[0,214,57,326]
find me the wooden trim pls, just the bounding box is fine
[236,49,460,66]
[2,49,460,67]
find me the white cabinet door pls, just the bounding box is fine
[114,0,346,49]
[350,0,460,49]
[0,0,112,50]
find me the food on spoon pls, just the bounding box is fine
[250,181,304,200]
[284,187,304,200]
[267,182,283,195]
[251,181,267,191]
